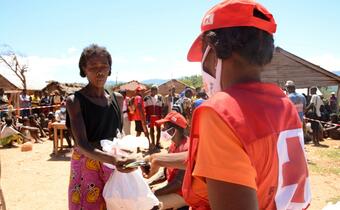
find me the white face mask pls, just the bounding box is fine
[201,45,222,97]
[161,127,176,142]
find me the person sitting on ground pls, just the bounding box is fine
[29,115,46,138]
[39,113,49,133]
[144,111,189,210]
[0,117,27,147]
[20,117,42,143]
[323,113,340,140]
[320,105,330,124]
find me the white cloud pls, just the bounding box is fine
[115,60,200,82]
[67,47,78,55]
[308,53,340,71]
[112,56,128,64]
[0,53,79,89]
[140,56,157,63]
[0,51,200,90]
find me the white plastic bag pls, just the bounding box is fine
[322,202,340,210]
[103,169,159,210]
[101,136,159,210]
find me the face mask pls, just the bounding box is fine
[161,127,176,142]
[201,45,222,97]
[60,107,66,113]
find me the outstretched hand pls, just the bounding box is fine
[114,154,138,173]
[142,155,160,179]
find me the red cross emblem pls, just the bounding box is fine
[282,136,308,203]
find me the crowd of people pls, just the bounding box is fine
[285,80,340,146]
[0,91,71,148]
[119,85,207,151]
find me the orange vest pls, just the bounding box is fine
[183,82,311,210]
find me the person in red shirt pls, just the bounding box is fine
[144,111,189,209]
[130,86,149,139]
[145,1,311,209]
[144,85,164,149]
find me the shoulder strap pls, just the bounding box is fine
[110,91,123,132]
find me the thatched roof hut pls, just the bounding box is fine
[0,74,20,93]
[42,81,85,96]
[112,80,149,97]
[144,79,194,96]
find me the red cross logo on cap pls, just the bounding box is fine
[202,14,214,26]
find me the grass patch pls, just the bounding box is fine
[318,148,340,160]
[307,146,340,175]
[308,163,340,175]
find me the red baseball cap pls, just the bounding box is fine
[156,111,187,128]
[187,0,277,62]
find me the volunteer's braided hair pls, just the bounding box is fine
[78,44,112,77]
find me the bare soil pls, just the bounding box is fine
[0,138,339,210]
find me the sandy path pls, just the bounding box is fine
[0,138,339,210]
[1,140,70,210]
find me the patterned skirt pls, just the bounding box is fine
[68,148,112,210]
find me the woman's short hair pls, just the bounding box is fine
[203,26,274,66]
[78,44,112,77]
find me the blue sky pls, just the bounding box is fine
[1,0,340,89]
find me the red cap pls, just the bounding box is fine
[187,0,276,62]
[156,111,187,128]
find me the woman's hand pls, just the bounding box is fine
[114,154,138,173]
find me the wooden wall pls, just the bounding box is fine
[262,49,340,88]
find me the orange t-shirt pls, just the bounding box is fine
[192,108,279,209]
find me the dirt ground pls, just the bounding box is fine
[0,137,339,210]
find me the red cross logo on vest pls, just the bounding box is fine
[275,129,311,210]
[282,136,308,203]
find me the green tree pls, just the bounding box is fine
[179,75,202,88]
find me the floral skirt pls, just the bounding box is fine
[68,148,112,210]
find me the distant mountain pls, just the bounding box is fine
[105,80,125,86]
[105,79,168,87]
[141,79,167,85]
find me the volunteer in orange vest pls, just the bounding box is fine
[145,1,311,209]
